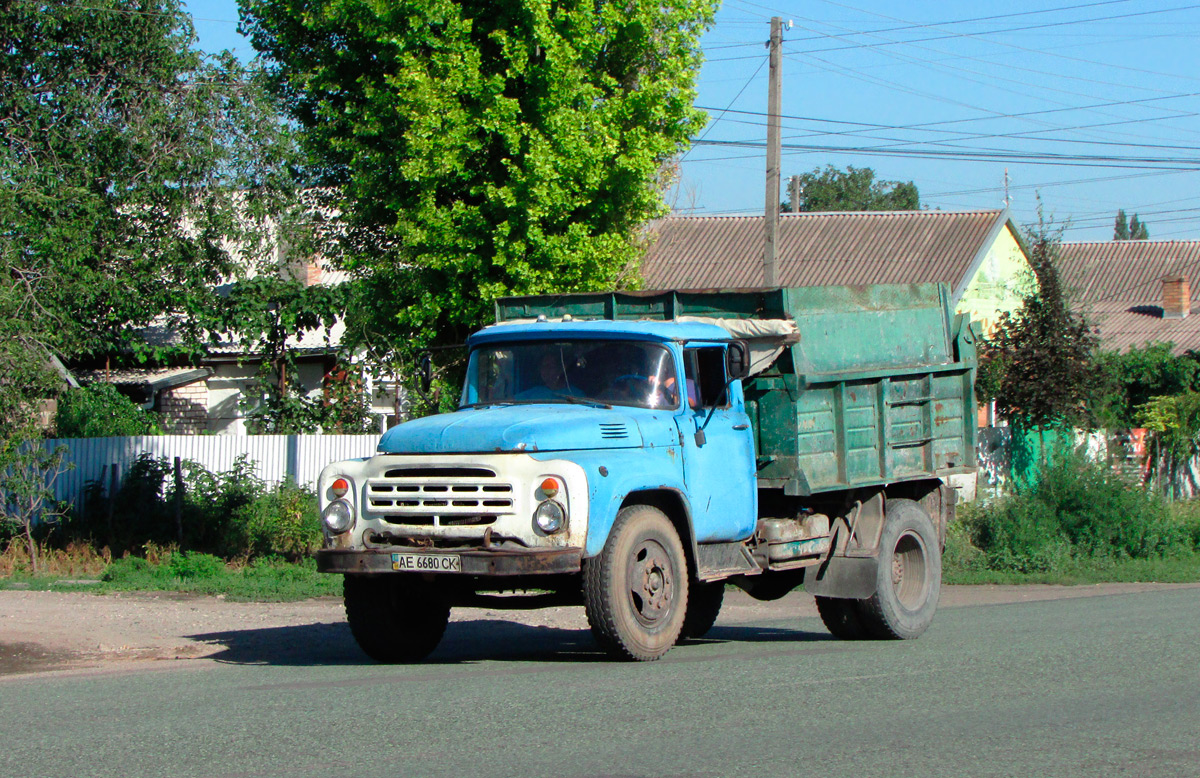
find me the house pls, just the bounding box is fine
[1057,240,1200,354]
[77,260,398,435]
[640,209,1031,335]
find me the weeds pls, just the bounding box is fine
[949,449,1200,579]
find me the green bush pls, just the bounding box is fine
[956,449,1198,574]
[55,384,160,437]
[67,454,321,561]
[233,482,322,560]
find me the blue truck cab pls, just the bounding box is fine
[317,286,977,662]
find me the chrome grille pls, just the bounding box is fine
[366,466,515,525]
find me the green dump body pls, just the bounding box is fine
[495,284,978,497]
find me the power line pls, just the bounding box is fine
[691,138,1200,170]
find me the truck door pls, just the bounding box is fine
[676,345,758,542]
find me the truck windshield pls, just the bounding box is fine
[461,340,679,410]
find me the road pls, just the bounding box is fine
[2,585,1198,778]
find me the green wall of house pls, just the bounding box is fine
[956,226,1032,336]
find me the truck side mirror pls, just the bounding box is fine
[726,340,751,381]
[419,352,433,394]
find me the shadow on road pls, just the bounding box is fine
[188,619,834,666]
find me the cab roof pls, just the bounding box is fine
[468,318,733,348]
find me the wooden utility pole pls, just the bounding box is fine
[763,16,783,287]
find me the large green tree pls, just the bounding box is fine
[786,165,919,212]
[239,0,717,380]
[0,0,300,369]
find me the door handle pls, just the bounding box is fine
[732,423,750,430]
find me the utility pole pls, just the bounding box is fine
[1003,168,1011,208]
[788,174,802,213]
[763,16,783,287]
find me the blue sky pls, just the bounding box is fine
[185,0,1200,242]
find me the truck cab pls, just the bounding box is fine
[317,286,975,662]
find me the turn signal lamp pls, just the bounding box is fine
[540,478,560,498]
[331,478,350,498]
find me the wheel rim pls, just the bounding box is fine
[891,530,928,610]
[626,538,675,627]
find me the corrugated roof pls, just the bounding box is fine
[1057,240,1200,354]
[641,210,1012,296]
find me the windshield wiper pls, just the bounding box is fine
[552,394,612,409]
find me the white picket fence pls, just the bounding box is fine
[42,435,381,508]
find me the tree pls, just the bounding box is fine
[978,220,1102,452]
[1130,214,1149,240]
[785,165,919,212]
[0,0,302,366]
[1113,209,1149,240]
[239,0,717,397]
[1114,209,1129,240]
[1093,343,1200,429]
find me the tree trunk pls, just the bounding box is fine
[23,520,38,576]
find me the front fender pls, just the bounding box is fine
[533,447,690,558]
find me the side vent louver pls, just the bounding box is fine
[600,423,629,439]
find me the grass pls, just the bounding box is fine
[945,550,1200,585]
[0,550,341,602]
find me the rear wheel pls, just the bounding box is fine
[681,581,725,640]
[583,504,688,661]
[344,575,450,663]
[814,596,868,640]
[856,499,941,639]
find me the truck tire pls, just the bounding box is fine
[814,596,868,640]
[343,574,450,663]
[856,498,941,640]
[583,504,688,661]
[680,581,724,640]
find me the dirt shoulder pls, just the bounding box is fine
[3,581,1197,678]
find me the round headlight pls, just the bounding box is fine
[322,500,353,534]
[534,500,567,534]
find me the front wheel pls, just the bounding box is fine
[343,575,450,663]
[856,498,941,640]
[583,504,689,661]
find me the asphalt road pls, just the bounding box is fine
[2,587,1198,778]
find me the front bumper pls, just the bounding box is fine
[316,547,583,576]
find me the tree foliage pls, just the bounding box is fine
[1,0,301,362]
[0,0,342,436]
[978,223,1101,433]
[1113,209,1149,240]
[239,0,717,374]
[1093,344,1200,428]
[54,384,162,438]
[785,165,919,212]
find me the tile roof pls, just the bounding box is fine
[640,210,1016,300]
[1057,241,1200,354]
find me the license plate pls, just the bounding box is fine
[391,552,462,573]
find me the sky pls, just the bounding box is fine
[184,0,1200,242]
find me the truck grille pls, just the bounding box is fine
[366,466,515,526]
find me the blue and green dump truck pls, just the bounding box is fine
[317,284,978,661]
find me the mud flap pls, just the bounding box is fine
[802,555,878,599]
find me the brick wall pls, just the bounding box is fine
[157,381,209,434]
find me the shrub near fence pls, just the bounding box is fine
[63,454,325,561]
[43,434,381,510]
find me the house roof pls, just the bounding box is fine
[76,366,212,391]
[1057,240,1200,354]
[640,209,1019,302]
